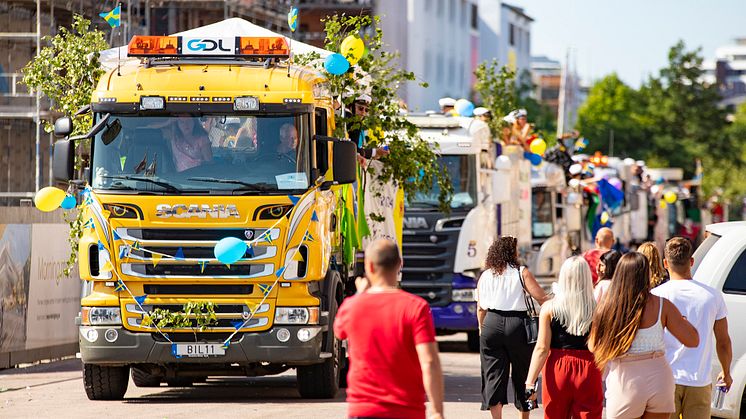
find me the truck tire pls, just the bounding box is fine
[83,363,129,400]
[297,272,341,399]
[131,367,161,387]
[467,331,480,352]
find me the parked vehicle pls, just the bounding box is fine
[691,221,746,417]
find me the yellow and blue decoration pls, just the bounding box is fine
[287,6,299,32]
[99,5,121,28]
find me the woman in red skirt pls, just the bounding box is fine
[525,256,603,418]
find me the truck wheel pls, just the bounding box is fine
[467,331,480,352]
[83,363,129,400]
[297,277,341,399]
[131,367,161,387]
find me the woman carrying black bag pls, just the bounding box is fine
[476,237,550,418]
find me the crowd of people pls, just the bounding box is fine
[335,233,732,419]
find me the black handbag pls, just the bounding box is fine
[518,266,540,344]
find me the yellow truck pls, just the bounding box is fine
[51,35,357,399]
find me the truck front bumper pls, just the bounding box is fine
[78,325,326,365]
[432,302,478,331]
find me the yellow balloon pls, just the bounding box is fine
[34,186,66,212]
[664,191,677,204]
[529,138,547,156]
[341,35,365,65]
[600,211,610,225]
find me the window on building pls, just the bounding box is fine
[542,88,560,101]
[437,52,443,83]
[470,4,478,29]
[509,23,515,46]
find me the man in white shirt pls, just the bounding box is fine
[652,237,733,418]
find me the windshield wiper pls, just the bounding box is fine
[187,177,274,193]
[101,175,182,193]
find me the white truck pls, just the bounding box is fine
[399,115,528,350]
[690,221,746,418]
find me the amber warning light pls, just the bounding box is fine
[128,36,290,58]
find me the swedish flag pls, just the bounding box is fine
[99,5,121,28]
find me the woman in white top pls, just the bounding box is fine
[593,250,621,303]
[589,252,698,419]
[477,236,549,419]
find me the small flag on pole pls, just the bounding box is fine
[134,295,147,305]
[131,241,141,250]
[99,5,122,28]
[311,211,319,222]
[292,251,305,263]
[151,253,162,267]
[198,260,208,273]
[302,231,315,242]
[174,247,185,260]
[112,230,121,241]
[288,195,300,205]
[231,320,244,330]
[275,266,286,278]
[221,341,230,350]
[114,279,126,291]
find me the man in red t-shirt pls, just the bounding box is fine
[334,239,444,419]
[583,227,614,284]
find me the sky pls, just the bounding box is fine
[508,0,746,87]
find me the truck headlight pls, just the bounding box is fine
[82,307,121,325]
[140,96,165,110]
[274,307,319,325]
[234,96,259,111]
[452,289,476,302]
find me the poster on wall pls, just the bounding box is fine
[25,224,80,350]
[0,224,32,353]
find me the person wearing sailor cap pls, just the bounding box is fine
[473,107,491,122]
[438,97,456,114]
[346,94,390,161]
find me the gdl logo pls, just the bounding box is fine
[186,38,231,52]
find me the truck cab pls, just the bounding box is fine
[52,35,357,400]
[399,115,512,351]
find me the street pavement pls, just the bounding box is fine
[0,334,543,418]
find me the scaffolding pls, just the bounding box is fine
[0,0,370,205]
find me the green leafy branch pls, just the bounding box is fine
[298,14,452,212]
[21,15,108,277]
[142,302,219,340]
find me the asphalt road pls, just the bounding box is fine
[0,334,543,418]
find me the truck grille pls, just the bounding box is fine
[142,284,254,295]
[124,302,271,332]
[115,227,279,279]
[401,283,452,307]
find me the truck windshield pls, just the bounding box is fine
[91,114,311,193]
[532,188,553,238]
[407,155,477,210]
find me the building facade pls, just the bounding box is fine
[703,38,746,113]
[377,0,532,112]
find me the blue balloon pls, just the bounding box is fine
[324,53,350,75]
[454,99,475,117]
[287,7,299,32]
[523,151,542,166]
[60,195,77,210]
[214,237,248,265]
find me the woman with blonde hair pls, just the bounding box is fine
[589,252,698,418]
[525,256,603,418]
[638,242,667,287]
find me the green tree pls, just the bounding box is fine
[22,15,108,136]
[21,15,109,276]
[640,40,730,173]
[704,102,746,200]
[576,73,645,156]
[298,14,452,210]
[473,60,516,139]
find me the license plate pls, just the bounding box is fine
[175,343,225,357]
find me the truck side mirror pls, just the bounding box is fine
[52,139,75,182]
[53,117,73,138]
[332,140,357,185]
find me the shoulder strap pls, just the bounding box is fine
[517,266,538,316]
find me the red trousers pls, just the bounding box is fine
[542,349,603,419]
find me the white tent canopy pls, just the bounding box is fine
[99,17,330,71]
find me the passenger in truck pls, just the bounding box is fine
[165,116,213,172]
